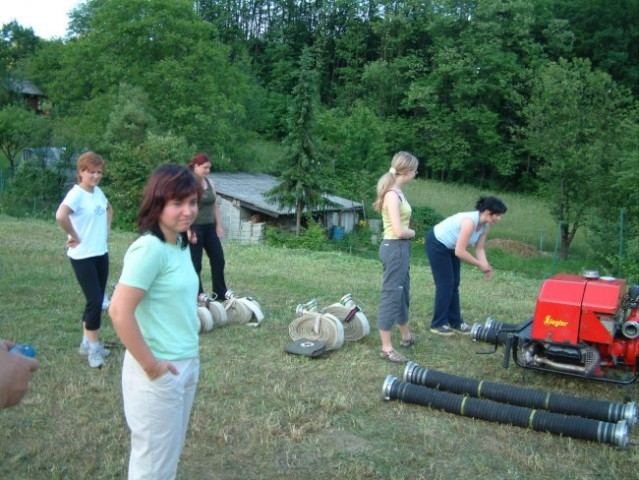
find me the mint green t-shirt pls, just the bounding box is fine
[118,234,199,360]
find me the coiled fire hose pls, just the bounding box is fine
[288,299,345,350]
[404,362,638,426]
[320,294,370,342]
[223,290,264,327]
[382,375,630,448]
[197,293,229,332]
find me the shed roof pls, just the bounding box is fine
[7,78,45,96]
[211,172,363,218]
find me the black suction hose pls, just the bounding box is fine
[484,317,519,331]
[471,323,511,346]
[403,362,638,426]
[382,375,629,448]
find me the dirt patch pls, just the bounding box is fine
[486,239,540,258]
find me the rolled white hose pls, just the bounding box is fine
[289,311,344,350]
[240,297,264,327]
[224,297,253,324]
[322,303,370,342]
[224,294,265,327]
[208,301,229,327]
[197,306,214,332]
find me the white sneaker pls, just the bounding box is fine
[102,292,110,310]
[88,348,104,368]
[79,342,111,358]
[452,322,472,334]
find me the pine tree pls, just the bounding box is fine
[268,46,330,236]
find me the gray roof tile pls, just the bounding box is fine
[211,172,363,217]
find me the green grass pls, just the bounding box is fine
[0,215,637,479]
[404,178,589,256]
[334,177,594,279]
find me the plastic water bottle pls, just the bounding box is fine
[9,344,37,358]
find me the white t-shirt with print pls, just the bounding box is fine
[61,184,109,260]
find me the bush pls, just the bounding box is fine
[0,163,64,218]
[410,205,444,238]
[265,216,330,251]
[266,218,382,260]
[622,237,639,284]
[586,209,639,282]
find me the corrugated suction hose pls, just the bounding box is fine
[404,362,637,426]
[382,375,629,448]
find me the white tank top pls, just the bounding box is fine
[433,211,486,249]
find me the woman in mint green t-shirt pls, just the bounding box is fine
[109,164,202,480]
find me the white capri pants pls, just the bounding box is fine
[122,350,199,480]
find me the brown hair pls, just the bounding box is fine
[76,151,105,183]
[188,153,211,171]
[137,164,202,248]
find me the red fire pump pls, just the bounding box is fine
[472,272,639,384]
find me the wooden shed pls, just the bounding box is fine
[6,77,46,114]
[211,172,364,244]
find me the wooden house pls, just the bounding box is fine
[211,172,364,244]
[6,77,46,114]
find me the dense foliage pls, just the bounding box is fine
[0,0,637,268]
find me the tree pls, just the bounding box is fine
[544,0,639,97]
[586,107,639,279]
[102,83,157,149]
[0,105,43,174]
[268,47,330,236]
[404,0,543,186]
[522,58,636,259]
[25,0,251,157]
[102,132,191,231]
[0,21,41,72]
[317,101,387,201]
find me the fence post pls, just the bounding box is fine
[619,208,625,260]
[550,221,563,276]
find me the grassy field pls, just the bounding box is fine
[404,179,587,254]
[0,213,637,479]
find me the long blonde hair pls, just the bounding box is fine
[373,151,418,212]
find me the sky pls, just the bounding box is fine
[0,0,83,40]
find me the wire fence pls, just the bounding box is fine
[0,168,8,193]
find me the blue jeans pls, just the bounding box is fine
[425,229,462,329]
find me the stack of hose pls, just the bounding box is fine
[289,299,344,350]
[288,294,371,350]
[197,293,229,332]
[320,294,370,342]
[223,290,265,327]
[381,361,634,448]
